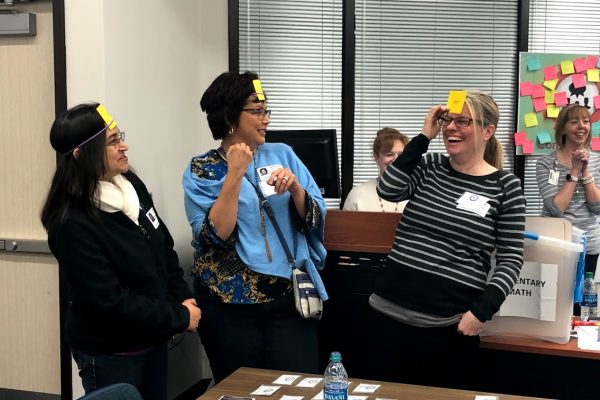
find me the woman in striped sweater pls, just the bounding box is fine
[536,104,600,311]
[368,90,526,389]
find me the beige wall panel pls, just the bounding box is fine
[0,0,60,395]
[0,0,56,239]
[0,254,59,393]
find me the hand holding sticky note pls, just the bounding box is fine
[446,91,467,114]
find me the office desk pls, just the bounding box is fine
[198,367,554,400]
[481,335,600,360]
[477,335,600,400]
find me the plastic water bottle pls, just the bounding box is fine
[581,272,598,321]
[323,351,348,400]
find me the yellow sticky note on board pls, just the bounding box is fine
[524,112,538,128]
[547,104,560,118]
[252,79,265,101]
[543,79,558,90]
[96,104,117,129]
[588,69,600,83]
[446,91,467,114]
[560,60,575,75]
[545,89,556,104]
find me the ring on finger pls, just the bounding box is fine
[282,176,289,182]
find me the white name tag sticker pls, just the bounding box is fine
[145,207,160,229]
[456,192,490,218]
[257,164,283,197]
[548,170,559,185]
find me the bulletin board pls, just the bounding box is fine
[516,52,600,155]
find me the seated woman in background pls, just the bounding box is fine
[536,104,600,288]
[343,127,409,212]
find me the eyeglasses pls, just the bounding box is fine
[105,131,126,148]
[242,108,272,120]
[438,115,474,128]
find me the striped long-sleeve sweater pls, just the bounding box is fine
[374,133,526,322]
[536,151,600,255]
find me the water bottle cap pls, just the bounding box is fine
[585,272,595,279]
[329,351,342,362]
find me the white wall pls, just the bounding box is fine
[64,0,228,397]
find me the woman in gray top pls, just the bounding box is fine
[536,104,600,285]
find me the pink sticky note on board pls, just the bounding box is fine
[594,95,600,109]
[588,56,599,70]
[574,57,588,73]
[533,97,547,112]
[514,131,526,146]
[531,84,545,98]
[592,137,600,151]
[572,74,587,88]
[543,65,557,80]
[555,92,568,106]
[522,140,534,154]
[520,82,533,96]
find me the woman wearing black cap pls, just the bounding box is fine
[41,103,201,400]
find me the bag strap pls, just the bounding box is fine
[244,174,297,269]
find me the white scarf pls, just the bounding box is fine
[96,174,140,225]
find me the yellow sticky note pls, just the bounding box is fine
[543,79,558,90]
[96,104,113,125]
[524,112,539,128]
[446,90,467,114]
[588,69,600,83]
[560,60,575,75]
[547,104,560,118]
[252,79,265,101]
[545,89,556,104]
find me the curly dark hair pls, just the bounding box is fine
[200,71,265,140]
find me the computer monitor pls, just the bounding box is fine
[266,129,340,198]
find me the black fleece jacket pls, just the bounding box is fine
[48,173,192,354]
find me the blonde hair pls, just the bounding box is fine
[554,104,592,149]
[372,127,409,157]
[464,89,504,169]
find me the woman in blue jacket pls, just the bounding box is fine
[183,71,327,383]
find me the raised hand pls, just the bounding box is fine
[572,149,589,174]
[226,143,254,178]
[421,105,449,141]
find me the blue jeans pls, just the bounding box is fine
[78,383,142,400]
[73,344,167,400]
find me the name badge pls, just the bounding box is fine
[145,207,160,229]
[456,191,490,218]
[257,164,283,197]
[548,170,559,186]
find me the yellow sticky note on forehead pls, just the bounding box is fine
[252,79,265,101]
[446,91,467,114]
[96,104,117,129]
